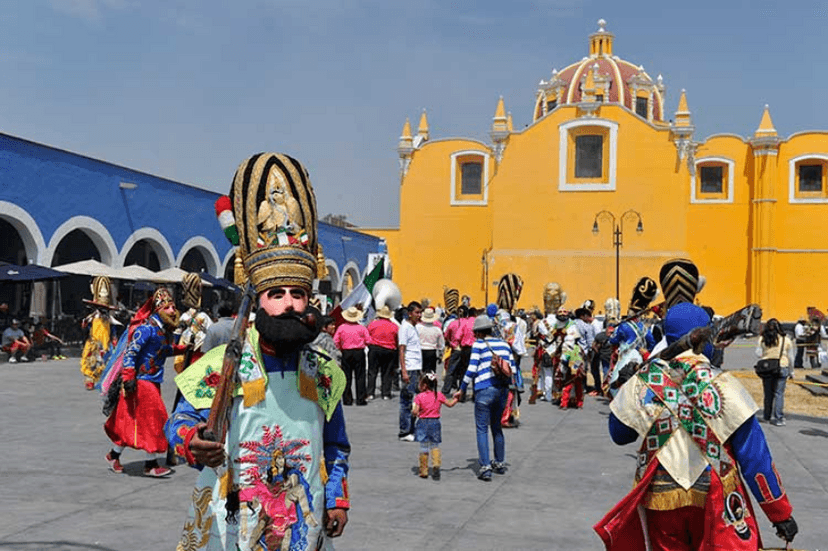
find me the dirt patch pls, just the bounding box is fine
[730,369,828,418]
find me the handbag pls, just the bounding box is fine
[755,336,785,379]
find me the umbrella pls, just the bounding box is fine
[154,267,213,286]
[199,272,239,292]
[51,259,113,277]
[0,262,68,282]
[118,264,162,282]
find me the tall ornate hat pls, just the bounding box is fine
[496,273,523,312]
[153,287,175,312]
[182,272,202,310]
[659,258,705,310]
[543,282,567,315]
[581,299,595,314]
[604,297,621,323]
[90,275,112,306]
[229,153,320,293]
[628,277,658,313]
[443,287,460,315]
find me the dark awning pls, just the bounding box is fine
[199,272,240,292]
[0,262,69,282]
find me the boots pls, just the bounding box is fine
[528,385,538,404]
[418,452,429,478]
[431,448,441,480]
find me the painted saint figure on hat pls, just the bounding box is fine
[165,153,350,551]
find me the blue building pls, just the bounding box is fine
[0,132,382,314]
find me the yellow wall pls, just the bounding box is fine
[367,93,828,322]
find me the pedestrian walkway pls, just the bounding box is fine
[0,357,825,550]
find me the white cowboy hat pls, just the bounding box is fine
[342,306,364,323]
[421,307,438,323]
[375,305,393,319]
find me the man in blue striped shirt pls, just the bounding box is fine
[455,315,515,481]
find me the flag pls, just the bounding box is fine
[330,258,385,327]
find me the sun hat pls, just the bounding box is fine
[421,307,437,323]
[342,306,364,323]
[375,305,393,319]
[472,315,494,332]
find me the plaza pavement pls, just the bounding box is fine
[0,341,826,550]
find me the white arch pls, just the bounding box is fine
[175,236,222,276]
[0,201,46,265]
[322,259,341,291]
[340,261,360,294]
[117,227,175,270]
[222,248,236,280]
[45,215,119,266]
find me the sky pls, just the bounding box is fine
[1,1,827,227]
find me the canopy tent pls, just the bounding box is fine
[199,272,239,292]
[0,262,68,282]
[51,259,114,277]
[153,267,213,287]
[118,264,163,282]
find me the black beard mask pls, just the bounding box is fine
[254,305,321,356]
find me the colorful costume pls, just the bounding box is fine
[166,328,349,551]
[80,276,117,389]
[167,152,351,551]
[104,289,184,455]
[605,277,658,397]
[595,302,798,550]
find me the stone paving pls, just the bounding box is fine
[0,344,825,550]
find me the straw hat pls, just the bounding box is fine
[421,307,438,323]
[375,305,393,319]
[342,306,364,323]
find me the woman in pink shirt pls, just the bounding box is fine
[334,307,371,405]
[412,372,458,480]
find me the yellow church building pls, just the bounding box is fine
[362,20,828,322]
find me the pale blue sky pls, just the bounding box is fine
[1,1,826,226]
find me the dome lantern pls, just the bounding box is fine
[589,18,613,57]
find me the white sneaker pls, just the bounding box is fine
[20,356,29,362]
[398,434,415,442]
[8,357,17,363]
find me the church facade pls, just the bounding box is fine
[363,21,828,321]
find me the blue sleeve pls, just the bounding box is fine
[645,329,655,350]
[164,395,209,469]
[122,325,150,370]
[323,403,351,509]
[730,416,786,503]
[609,325,624,346]
[459,343,480,392]
[609,412,639,445]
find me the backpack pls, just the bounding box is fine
[485,341,512,382]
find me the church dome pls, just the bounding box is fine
[534,20,666,124]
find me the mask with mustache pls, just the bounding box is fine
[254,305,321,356]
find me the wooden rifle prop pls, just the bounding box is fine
[203,283,257,444]
[614,303,763,388]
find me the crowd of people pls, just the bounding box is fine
[0,303,66,363]
[27,152,801,550]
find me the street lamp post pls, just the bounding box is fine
[592,209,644,305]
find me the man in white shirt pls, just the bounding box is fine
[398,301,423,441]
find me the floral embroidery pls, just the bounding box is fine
[235,425,318,551]
[194,366,220,399]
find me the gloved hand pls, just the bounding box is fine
[773,516,798,542]
[121,368,137,394]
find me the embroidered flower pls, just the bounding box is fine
[204,372,221,388]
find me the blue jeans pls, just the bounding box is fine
[473,386,508,467]
[399,370,419,435]
[762,367,788,421]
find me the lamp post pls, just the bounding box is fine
[592,209,644,305]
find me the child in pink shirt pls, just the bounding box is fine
[412,372,458,480]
